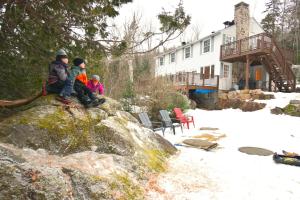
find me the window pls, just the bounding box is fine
[200,67,204,79]
[203,39,210,53]
[159,57,164,66]
[223,64,229,78]
[223,35,236,44]
[204,66,210,79]
[211,65,215,78]
[170,52,175,63]
[185,46,191,58]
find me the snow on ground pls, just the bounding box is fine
[146,92,300,200]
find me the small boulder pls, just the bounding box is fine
[249,89,263,95]
[228,91,238,99]
[218,92,228,100]
[290,100,300,105]
[240,94,251,100]
[240,89,250,94]
[271,107,284,115]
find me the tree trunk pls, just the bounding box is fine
[0,92,42,108]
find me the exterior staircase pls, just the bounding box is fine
[220,33,296,92]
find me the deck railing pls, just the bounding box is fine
[165,72,219,88]
[220,33,296,91]
[220,33,273,60]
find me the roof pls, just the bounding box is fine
[156,31,222,58]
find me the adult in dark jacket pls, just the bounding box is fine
[47,49,69,94]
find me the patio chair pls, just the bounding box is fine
[138,112,165,134]
[159,110,183,135]
[173,107,195,129]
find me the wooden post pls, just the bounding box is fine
[238,40,241,55]
[186,72,189,94]
[245,55,250,89]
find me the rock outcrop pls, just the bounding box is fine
[271,99,300,117]
[0,95,176,199]
[218,89,275,101]
[216,89,270,111]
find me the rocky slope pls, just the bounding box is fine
[0,95,176,200]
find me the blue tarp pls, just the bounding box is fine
[193,89,216,94]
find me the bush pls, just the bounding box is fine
[131,77,190,120]
[147,92,190,121]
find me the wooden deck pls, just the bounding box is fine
[165,72,219,92]
[220,33,296,92]
[220,33,273,62]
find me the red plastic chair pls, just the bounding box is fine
[173,108,195,129]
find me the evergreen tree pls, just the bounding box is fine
[0,1,190,98]
[261,0,282,38]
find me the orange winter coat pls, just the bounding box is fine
[76,71,88,85]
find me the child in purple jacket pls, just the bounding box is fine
[87,75,104,95]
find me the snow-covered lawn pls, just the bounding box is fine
[146,92,300,200]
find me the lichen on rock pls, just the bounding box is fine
[0,94,176,199]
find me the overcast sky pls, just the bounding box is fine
[114,0,268,48]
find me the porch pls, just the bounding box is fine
[220,33,296,92]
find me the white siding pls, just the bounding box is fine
[249,18,264,36]
[155,17,265,90]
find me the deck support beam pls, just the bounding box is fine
[245,55,250,89]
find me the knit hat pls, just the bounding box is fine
[73,58,85,66]
[92,75,100,81]
[56,49,67,56]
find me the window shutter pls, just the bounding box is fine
[191,45,193,57]
[204,66,210,79]
[211,65,215,78]
[200,67,203,79]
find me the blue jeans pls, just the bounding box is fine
[59,78,73,98]
[47,80,65,94]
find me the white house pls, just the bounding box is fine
[155,2,265,90]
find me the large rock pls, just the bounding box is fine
[227,91,239,99]
[240,101,266,112]
[283,104,300,117]
[0,95,175,155]
[0,143,145,200]
[240,94,251,100]
[249,89,263,95]
[271,104,300,117]
[0,95,177,199]
[217,99,265,112]
[218,92,228,100]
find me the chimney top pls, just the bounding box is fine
[235,2,249,9]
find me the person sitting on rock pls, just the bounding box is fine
[87,75,104,95]
[47,49,70,100]
[60,58,105,107]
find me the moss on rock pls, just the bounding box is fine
[283,104,300,117]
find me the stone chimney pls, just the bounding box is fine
[234,2,250,40]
